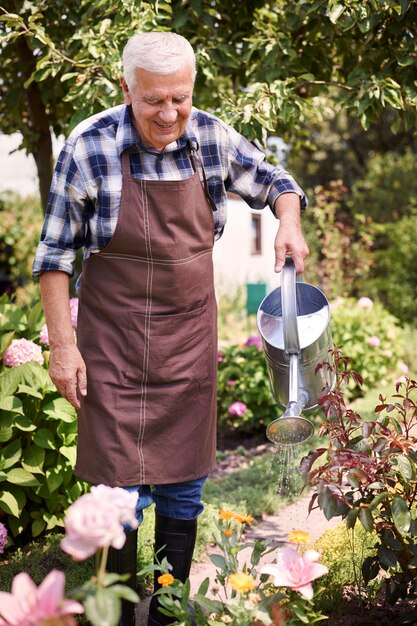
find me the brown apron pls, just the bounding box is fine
[75,148,217,487]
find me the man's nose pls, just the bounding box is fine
[159,105,177,123]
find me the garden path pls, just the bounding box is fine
[135,491,340,623]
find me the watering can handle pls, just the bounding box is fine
[281,256,300,356]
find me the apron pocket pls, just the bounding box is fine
[123,305,211,385]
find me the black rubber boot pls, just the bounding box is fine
[147,513,197,626]
[107,529,138,626]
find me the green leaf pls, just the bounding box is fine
[16,384,43,399]
[84,588,121,626]
[209,553,228,570]
[33,428,56,449]
[0,484,26,516]
[395,455,416,482]
[0,396,24,414]
[9,509,28,536]
[391,496,411,535]
[328,3,345,24]
[11,414,36,432]
[378,545,398,570]
[362,555,379,584]
[21,445,45,475]
[43,397,76,422]
[45,466,64,493]
[359,507,374,532]
[0,439,22,470]
[59,445,76,466]
[31,517,47,537]
[6,467,40,487]
[369,492,390,510]
[26,301,44,335]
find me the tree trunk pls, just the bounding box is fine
[16,37,54,214]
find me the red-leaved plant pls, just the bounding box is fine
[301,347,417,606]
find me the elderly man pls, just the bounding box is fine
[33,31,309,626]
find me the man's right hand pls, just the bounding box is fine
[49,344,87,410]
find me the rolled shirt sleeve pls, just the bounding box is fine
[223,123,306,214]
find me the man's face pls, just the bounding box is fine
[121,65,194,150]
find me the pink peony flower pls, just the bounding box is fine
[39,323,49,346]
[244,335,262,351]
[0,570,83,626]
[3,339,44,367]
[261,547,328,600]
[217,352,223,363]
[228,401,248,417]
[227,380,237,386]
[357,297,373,308]
[61,485,138,561]
[367,335,380,347]
[69,298,79,329]
[0,522,7,554]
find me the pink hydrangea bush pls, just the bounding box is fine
[0,523,7,554]
[3,338,44,367]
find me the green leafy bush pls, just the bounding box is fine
[0,192,43,304]
[331,296,405,399]
[304,349,417,606]
[217,339,277,434]
[0,295,88,545]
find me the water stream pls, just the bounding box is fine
[270,442,305,498]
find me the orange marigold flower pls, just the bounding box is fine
[223,528,233,537]
[157,573,174,587]
[228,572,256,594]
[234,513,254,524]
[219,509,235,520]
[287,530,310,545]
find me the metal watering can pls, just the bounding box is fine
[257,257,335,445]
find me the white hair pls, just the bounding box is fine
[123,31,196,89]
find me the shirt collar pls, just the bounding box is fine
[116,105,200,156]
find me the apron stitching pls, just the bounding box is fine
[137,177,153,484]
[98,249,212,265]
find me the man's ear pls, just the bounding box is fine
[120,76,131,105]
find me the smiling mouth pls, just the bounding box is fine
[154,121,175,129]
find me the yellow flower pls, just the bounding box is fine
[234,513,254,524]
[219,509,254,524]
[157,573,174,587]
[228,571,256,594]
[219,509,235,520]
[287,530,310,545]
[223,528,233,537]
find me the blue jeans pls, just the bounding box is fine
[123,476,207,525]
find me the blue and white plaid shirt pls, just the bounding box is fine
[33,104,306,276]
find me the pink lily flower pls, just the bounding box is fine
[261,547,328,600]
[0,570,83,626]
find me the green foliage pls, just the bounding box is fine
[304,350,417,606]
[366,215,417,325]
[312,523,376,614]
[0,296,88,545]
[330,297,405,398]
[1,1,416,207]
[217,342,277,434]
[154,512,327,625]
[0,192,43,303]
